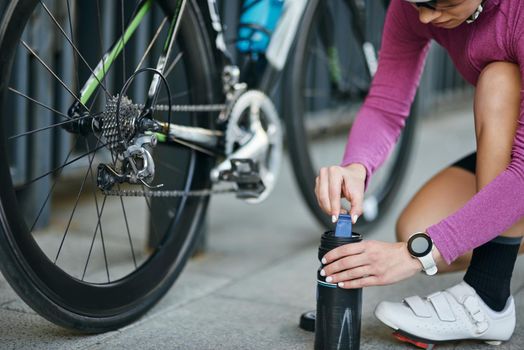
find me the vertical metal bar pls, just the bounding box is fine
[103,0,116,96]
[133,2,152,101]
[55,0,75,169]
[9,44,30,187]
[18,4,54,229]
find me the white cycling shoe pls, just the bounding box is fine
[374,281,515,349]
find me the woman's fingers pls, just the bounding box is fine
[342,175,363,224]
[315,165,365,221]
[325,265,373,284]
[322,241,366,264]
[338,275,380,289]
[328,167,343,220]
[317,167,331,214]
[321,253,368,276]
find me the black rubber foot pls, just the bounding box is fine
[299,310,316,332]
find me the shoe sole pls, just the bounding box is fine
[375,305,505,348]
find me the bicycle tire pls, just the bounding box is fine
[0,0,217,332]
[285,0,417,231]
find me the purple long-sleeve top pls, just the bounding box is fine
[341,0,524,264]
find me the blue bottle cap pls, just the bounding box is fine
[334,214,352,237]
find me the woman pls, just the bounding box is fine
[315,0,524,346]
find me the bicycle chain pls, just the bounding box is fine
[139,103,226,112]
[103,187,237,197]
[102,102,231,197]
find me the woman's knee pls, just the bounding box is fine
[395,167,477,243]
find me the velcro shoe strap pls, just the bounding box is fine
[463,296,488,333]
[404,296,431,318]
[427,292,456,322]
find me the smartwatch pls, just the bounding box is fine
[407,232,438,276]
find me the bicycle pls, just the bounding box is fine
[0,0,416,332]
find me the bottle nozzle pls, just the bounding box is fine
[334,214,352,237]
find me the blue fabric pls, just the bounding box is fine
[237,0,284,53]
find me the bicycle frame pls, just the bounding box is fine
[64,0,387,156]
[68,0,187,122]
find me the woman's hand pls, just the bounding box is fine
[320,240,424,289]
[315,163,366,224]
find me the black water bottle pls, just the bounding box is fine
[314,227,362,350]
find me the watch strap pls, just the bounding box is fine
[418,251,437,276]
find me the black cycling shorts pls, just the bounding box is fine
[450,152,476,174]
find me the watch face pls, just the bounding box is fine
[408,233,433,258]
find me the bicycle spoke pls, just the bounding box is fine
[8,112,102,140]
[20,40,90,112]
[54,138,103,264]
[106,141,137,270]
[38,1,112,99]
[81,195,109,281]
[22,142,109,189]
[98,209,111,283]
[118,186,137,268]
[29,137,79,232]
[134,17,168,74]
[84,138,112,282]
[81,133,126,281]
[164,51,183,79]
[8,87,70,119]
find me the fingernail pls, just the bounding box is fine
[332,215,338,223]
[352,214,359,224]
[338,282,345,288]
[320,269,326,276]
[326,276,333,283]
[321,257,327,264]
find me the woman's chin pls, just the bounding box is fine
[433,20,461,29]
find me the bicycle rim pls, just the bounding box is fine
[0,0,216,332]
[285,0,416,231]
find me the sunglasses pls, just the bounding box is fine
[410,1,438,9]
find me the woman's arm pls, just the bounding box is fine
[341,0,431,190]
[316,1,431,222]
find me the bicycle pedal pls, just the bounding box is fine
[218,159,265,198]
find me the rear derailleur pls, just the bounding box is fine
[97,133,159,191]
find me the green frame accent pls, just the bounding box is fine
[79,0,153,105]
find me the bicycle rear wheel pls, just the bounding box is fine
[285,0,416,231]
[0,0,217,332]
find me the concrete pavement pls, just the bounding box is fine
[1,105,523,349]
